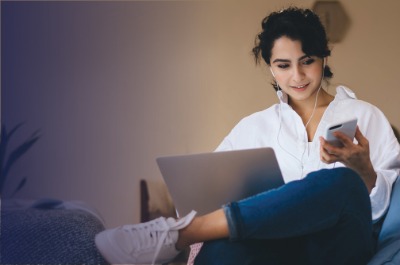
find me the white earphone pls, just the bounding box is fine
[269,67,283,97]
[270,67,276,78]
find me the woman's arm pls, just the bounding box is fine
[319,112,400,222]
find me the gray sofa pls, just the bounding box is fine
[1,200,108,264]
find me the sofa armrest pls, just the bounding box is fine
[140,179,188,265]
[140,178,176,221]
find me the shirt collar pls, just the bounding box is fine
[335,85,357,100]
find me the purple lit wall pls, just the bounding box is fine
[2,1,400,227]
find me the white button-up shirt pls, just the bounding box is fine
[216,86,400,222]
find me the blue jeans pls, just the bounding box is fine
[194,168,374,265]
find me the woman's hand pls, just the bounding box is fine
[319,126,376,193]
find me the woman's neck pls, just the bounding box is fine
[289,89,334,141]
[289,89,333,118]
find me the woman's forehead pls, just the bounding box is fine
[270,37,305,60]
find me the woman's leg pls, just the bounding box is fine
[176,207,229,249]
[95,168,373,264]
[191,168,373,265]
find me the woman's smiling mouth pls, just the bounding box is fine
[290,83,310,90]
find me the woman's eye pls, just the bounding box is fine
[303,58,315,65]
[277,64,290,69]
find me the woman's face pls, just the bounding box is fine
[269,36,324,104]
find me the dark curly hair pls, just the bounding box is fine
[252,7,333,90]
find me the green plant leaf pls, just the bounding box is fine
[10,177,27,198]
[7,123,24,141]
[2,135,40,177]
[0,134,40,192]
[0,125,9,181]
[0,123,40,196]
[0,123,25,178]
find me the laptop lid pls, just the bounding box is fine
[156,147,284,217]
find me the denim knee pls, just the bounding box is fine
[223,168,371,241]
[305,167,372,222]
[306,168,369,201]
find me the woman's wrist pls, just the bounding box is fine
[358,163,377,193]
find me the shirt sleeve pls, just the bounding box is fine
[370,170,398,222]
[362,106,400,222]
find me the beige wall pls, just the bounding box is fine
[329,0,400,128]
[3,0,400,227]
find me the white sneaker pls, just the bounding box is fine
[95,210,196,265]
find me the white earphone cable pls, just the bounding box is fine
[275,59,325,178]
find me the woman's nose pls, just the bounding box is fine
[292,66,305,82]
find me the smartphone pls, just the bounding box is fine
[324,118,358,147]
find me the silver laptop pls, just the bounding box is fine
[156,147,284,217]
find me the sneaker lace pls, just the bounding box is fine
[122,210,196,265]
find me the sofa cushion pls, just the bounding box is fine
[368,243,400,265]
[378,176,400,246]
[368,176,400,265]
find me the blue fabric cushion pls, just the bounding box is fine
[378,177,400,246]
[368,177,400,265]
[369,243,400,265]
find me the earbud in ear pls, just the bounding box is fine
[323,58,326,69]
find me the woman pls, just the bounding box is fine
[95,7,400,265]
